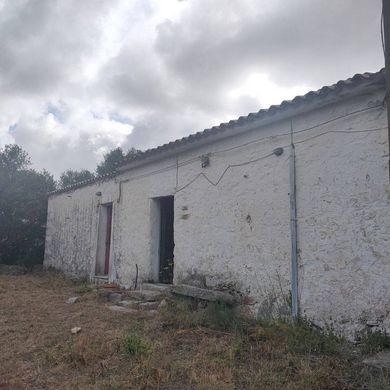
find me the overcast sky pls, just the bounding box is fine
[0,0,383,176]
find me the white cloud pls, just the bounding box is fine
[229,73,311,108]
[0,0,384,176]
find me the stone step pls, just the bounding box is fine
[117,300,142,309]
[97,289,125,301]
[139,301,160,310]
[91,276,110,286]
[140,283,172,293]
[124,290,163,302]
[171,284,239,305]
[108,305,138,314]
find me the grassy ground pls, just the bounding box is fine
[0,273,389,389]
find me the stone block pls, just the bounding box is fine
[171,284,239,305]
[125,290,162,301]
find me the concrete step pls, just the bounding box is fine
[108,305,138,314]
[91,276,110,286]
[171,284,239,305]
[117,300,142,309]
[125,290,163,302]
[97,289,125,300]
[139,301,160,310]
[141,283,172,293]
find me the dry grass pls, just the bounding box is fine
[0,273,389,389]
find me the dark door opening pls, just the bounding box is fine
[104,204,113,275]
[95,203,113,276]
[159,196,174,284]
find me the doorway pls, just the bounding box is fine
[95,203,113,276]
[159,196,174,284]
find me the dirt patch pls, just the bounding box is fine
[0,273,389,389]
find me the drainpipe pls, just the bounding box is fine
[117,179,129,203]
[289,122,299,318]
[382,0,390,179]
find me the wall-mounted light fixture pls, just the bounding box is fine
[201,154,210,168]
[273,147,284,156]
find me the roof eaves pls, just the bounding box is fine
[49,69,385,196]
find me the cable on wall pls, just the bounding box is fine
[205,104,384,158]
[116,103,385,189]
[175,151,276,193]
[173,126,386,193]
[119,104,384,187]
[116,125,386,190]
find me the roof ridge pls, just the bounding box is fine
[49,68,385,195]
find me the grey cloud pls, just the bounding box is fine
[12,120,121,175]
[0,0,115,97]
[122,92,262,152]
[155,0,383,90]
[0,0,385,176]
[99,45,172,110]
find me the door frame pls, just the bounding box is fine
[95,202,113,276]
[158,196,174,284]
[150,196,175,284]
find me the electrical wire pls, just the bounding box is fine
[120,124,386,188]
[291,126,386,146]
[175,152,275,192]
[206,104,384,158]
[118,104,384,185]
[175,126,387,193]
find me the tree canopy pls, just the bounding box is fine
[1,143,140,265]
[57,147,140,189]
[96,147,139,176]
[0,144,55,267]
[59,169,95,189]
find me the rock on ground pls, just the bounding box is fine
[71,327,81,334]
[362,351,390,369]
[66,297,79,304]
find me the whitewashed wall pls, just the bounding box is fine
[45,86,390,334]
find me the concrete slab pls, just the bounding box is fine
[139,301,160,310]
[125,290,162,301]
[108,305,138,314]
[141,283,172,293]
[171,284,239,305]
[117,300,142,308]
[108,292,123,302]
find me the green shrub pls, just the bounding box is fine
[285,317,342,355]
[74,284,93,294]
[203,301,244,332]
[252,317,344,355]
[120,334,151,356]
[160,298,204,328]
[358,328,390,355]
[161,298,245,333]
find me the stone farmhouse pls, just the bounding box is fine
[44,69,389,334]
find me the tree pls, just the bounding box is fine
[0,145,56,267]
[96,147,139,176]
[58,169,95,189]
[0,144,30,171]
